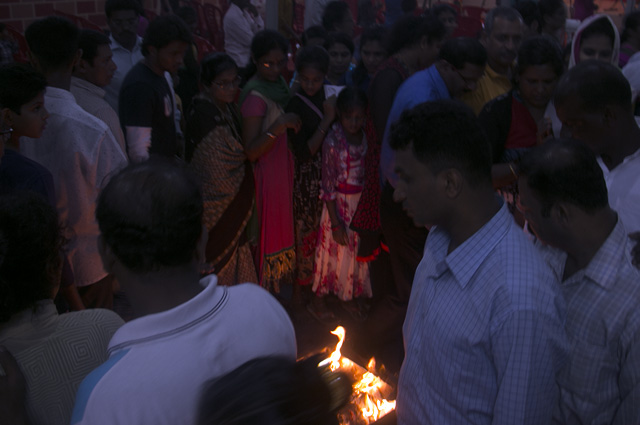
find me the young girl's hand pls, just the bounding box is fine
[331,224,349,246]
[275,113,302,134]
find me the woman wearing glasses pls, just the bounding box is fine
[186,52,257,286]
[240,30,301,294]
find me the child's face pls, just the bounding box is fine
[8,91,48,139]
[340,106,365,136]
[327,43,352,76]
[298,66,324,97]
[579,34,614,63]
[207,68,240,105]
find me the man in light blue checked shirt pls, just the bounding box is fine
[391,100,569,425]
[518,139,640,425]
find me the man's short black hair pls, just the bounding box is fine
[301,25,328,46]
[96,159,204,274]
[322,1,350,32]
[105,0,142,18]
[387,14,446,55]
[295,45,330,74]
[555,60,632,112]
[0,192,64,323]
[515,35,564,79]
[515,0,542,31]
[519,138,609,217]
[439,37,487,69]
[25,17,80,71]
[142,14,192,57]
[0,64,47,114]
[324,32,355,55]
[79,29,112,65]
[390,100,493,187]
[484,6,523,35]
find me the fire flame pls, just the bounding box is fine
[319,326,396,424]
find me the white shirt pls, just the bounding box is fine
[304,0,330,29]
[104,34,143,113]
[70,76,127,155]
[20,87,128,287]
[223,3,264,67]
[598,148,640,233]
[71,276,296,425]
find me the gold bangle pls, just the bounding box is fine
[508,163,518,179]
[318,126,327,136]
[266,131,276,140]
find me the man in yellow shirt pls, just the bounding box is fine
[461,6,524,115]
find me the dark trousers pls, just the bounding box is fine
[364,181,428,372]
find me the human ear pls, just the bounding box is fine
[442,168,464,198]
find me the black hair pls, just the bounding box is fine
[580,16,615,47]
[302,25,329,46]
[336,86,368,114]
[430,3,458,19]
[439,37,487,69]
[79,29,112,65]
[251,29,289,60]
[197,356,350,425]
[402,0,418,14]
[322,1,351,32]
[25,17,80,71]
[515,1,542,32]
[200,52,238,87]
[519,138,608,217]
[515,36,564,78]
[351,25,387,87]
[324,32,355,55]
[105,0,143,18]
[484,6,523,35]
[142,14,192,56]
[555,60,631,112]
[538,0,565,22]
[0,23,6,33]
[622,11,640,43]
[0,64,47,114]
[295,45,330,74]
[0,192,64,323]
[390,100,492,187]
[96,158,204,274]
[176,6,198,24]
[386,14,446,55]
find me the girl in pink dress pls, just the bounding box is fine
[311,87,372,320]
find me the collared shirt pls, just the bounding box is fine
[0,300,123,425]
[538,219,640,425]
[380,64,449,187]
[461,63,512,115]
[72,275,296,425]
[104,34,143,113]
[71,76,126,155]
[397,201,569,425]
[223,3,264,67]
[598,148,640,233]
[20,87,128,286]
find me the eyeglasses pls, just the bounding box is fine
[259,58,287,69]
[110,17,138,27]
[213,76,241,89]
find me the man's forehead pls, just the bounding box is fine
[490,17,523,34]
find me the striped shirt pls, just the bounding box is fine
[538,219,640,425]
[397,201,569,425]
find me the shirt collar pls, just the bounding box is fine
[71,76,105,98]
[428,199,510,288]
[581,217,631,290]
[44,86,76,102]
[109,33,142,53]
[107,275,225,354]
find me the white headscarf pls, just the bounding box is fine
[569,14,620,69]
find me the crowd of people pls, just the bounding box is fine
[0,0,640,424]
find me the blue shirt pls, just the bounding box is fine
[380,64,449,187]
[538,219,640,425]
[397,201,569,425]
